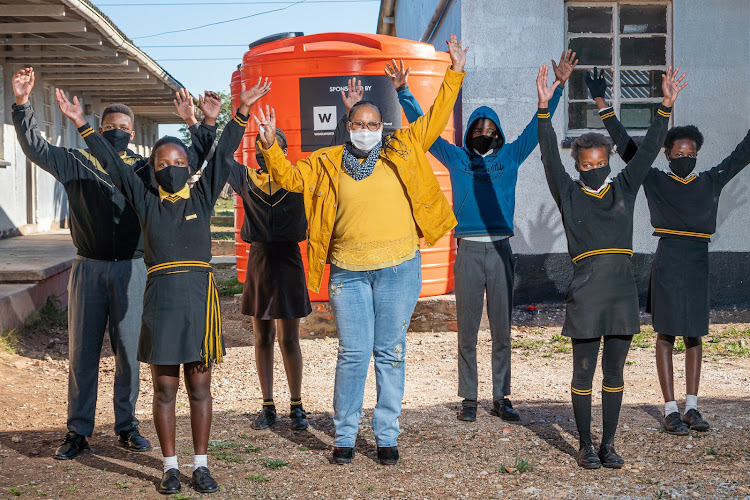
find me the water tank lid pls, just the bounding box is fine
[248,32,304,50]
[236,64,241,70]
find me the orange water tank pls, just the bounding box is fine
[235,32,457,301]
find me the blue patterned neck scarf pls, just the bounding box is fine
[342,141,382,181]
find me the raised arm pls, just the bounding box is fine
[505,50,577,165]
[401,34,467,152]
[173,88,220,168]
[707,128,750,188]
[586,67,638,163]
[255,105,313,193]
[11,68,76,181]
[618,67,686,194]
[536,64,571,207]
[330,78,364,146]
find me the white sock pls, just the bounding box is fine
[193,454,208,471]
[163,455,178,473]
[664,400,678,417]
[685,394,698,413]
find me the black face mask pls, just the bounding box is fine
[255,153,267,172]
[669,156,696,178]
[102,128,131,152]
[155,165,190,194]
[472,135,495,155]
[579,164,611,190]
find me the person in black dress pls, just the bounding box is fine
[56,80,270,494]
[536,64,686,469]
[586,68,750,435]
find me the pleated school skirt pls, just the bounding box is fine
[562,253,640,339]
[241,242,312,320]
[647,238,710,337]
[138,262,225,366]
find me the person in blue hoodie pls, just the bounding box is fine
[384,51,577,422]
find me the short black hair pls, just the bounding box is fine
[102,103,134,127]
[348,100,382,121]
[255,128,287,151]
[148,136,196,170]
[570,132,613,161]
[664,125,704,152]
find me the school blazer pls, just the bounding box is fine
[262,68,465,292]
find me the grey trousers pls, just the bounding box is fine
[455,238,515,402]
[67,256,146,437]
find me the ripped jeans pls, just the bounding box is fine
[329,252,422,447]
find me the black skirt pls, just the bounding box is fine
[563,253,640,339]
[138,269,225,365]
[241,242,312,320]
[647,238,710,337]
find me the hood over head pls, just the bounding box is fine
[463,106,506,154]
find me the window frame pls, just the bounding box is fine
[564,0,673,137]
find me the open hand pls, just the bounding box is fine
[340,78,364,112]
[551,49,578,85]
[385,59,410,89]
[239,77,271,115]
[173,88,197,127]
[55,88,86,128]
[253,104,277,150]
[12,68,35,105]
[447,34,468,73]
[661,66,688,107]
[199,91,222,126]
[536,64,560,107]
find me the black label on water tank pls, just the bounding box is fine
[299,75,401,152]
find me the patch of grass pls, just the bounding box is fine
[631,331,653,349]
[211,231,234,241]
[247,474,270,483]
[673,338,686,352]
[705,447,717,455]
[25,296,67,330]
[208,440,240,451]
[550,334,571,353]
[266,459,289,470]
[172,493,194,500]
[244,444,261,452]
[724,339,750,357]
[216,277,244,297]
[511,339,545,351]
[625,360,636,365]
[0,329,19,355]
[210,451,246,463]
[297,445,309,451]
[114,481,130,489]
[500,455,534,474]
[66,485,79,491]
[10,487,21,496]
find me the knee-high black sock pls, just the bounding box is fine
[571,387,593,446]
[571,338,600,447]
[601,386,624,445]
[601,335,633,445]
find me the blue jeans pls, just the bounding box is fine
[329,253,422,448]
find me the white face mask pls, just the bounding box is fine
[349,128,382,152]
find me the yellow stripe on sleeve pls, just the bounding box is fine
[572,248,633,264]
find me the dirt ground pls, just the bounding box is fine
[1,269,749,499]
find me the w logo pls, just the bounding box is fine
[313,106,337,131]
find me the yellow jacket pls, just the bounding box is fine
[261,68,465,292]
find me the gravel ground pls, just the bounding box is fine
[0,287,748,498]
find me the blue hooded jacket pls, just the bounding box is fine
[397,86,562,237]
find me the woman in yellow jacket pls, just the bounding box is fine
[255,34,467,466]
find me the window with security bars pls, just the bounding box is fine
[565,2,671,135]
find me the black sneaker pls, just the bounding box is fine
[663,411,689,436]
[598,443,625,469]
[577,444,602,469]
[117,426,152,452]
[157,468,180,495]
[332,446,354,464]
[682,409,710,432]
[54,432,90,460]
[490,398,520,421]
[457,403,477,422]
[250,405,276,430]
[191,466,219,493]
[290,406,309,431]
[377,446,399,466]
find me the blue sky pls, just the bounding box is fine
[88,0,381,135]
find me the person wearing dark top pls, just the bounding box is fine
[537,64,685,469]
[56,81,267,495]
[10,68,217,460]
[587,68,750,436]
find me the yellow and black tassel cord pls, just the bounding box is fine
[147,261,223,367]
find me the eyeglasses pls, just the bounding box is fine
[349,121,382,131]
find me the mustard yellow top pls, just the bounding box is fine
[330,159,419,271]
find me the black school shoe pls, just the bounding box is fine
[457,403,477,422]
[663,411,689,435]
[598,443,625,469]
[577,444,602,469]
[377,446,399,466]
[251,405,276,430]
[157,468,181,495]
[54,432,90,460]
[290,406,309,431]
[490,398,520,421]
[682,409,710,432]
[191,466,219,493]
[332,446,354,464]
[118,426,152,452]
